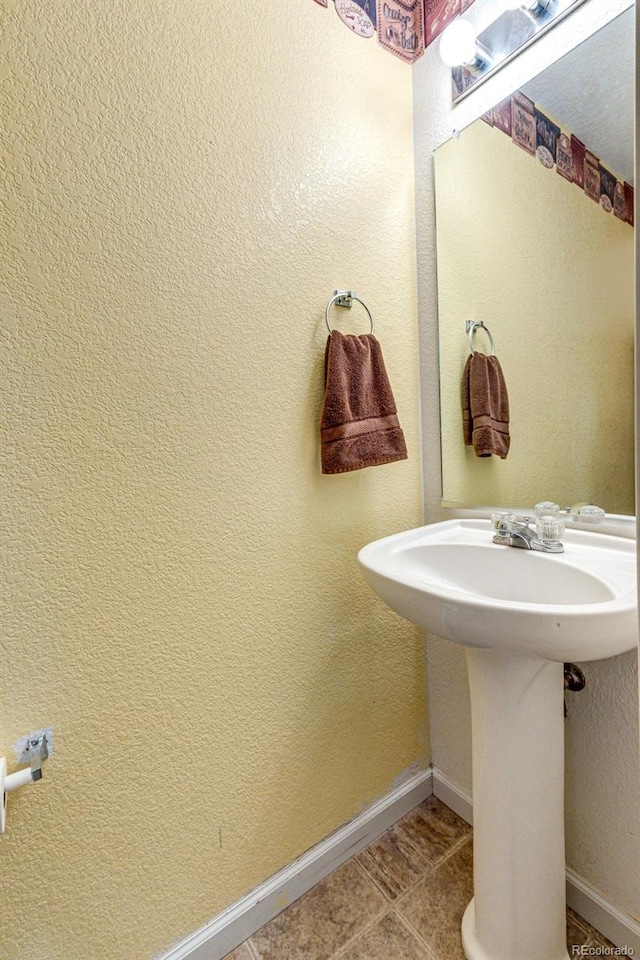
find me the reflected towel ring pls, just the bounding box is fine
[467,320,495,356]
[325,290,375,336]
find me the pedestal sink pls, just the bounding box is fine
[358,518,637,960]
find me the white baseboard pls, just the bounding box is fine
[157,768,433,960]
[158,766,638,959]
[566,869,640,955]
[431,767,640,955]
[431,766,473,825]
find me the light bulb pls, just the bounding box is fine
[439,19,478,67]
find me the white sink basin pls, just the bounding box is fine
[358,517,637,662]
[358,517,638,960]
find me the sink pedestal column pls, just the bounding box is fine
[461,648,569,960]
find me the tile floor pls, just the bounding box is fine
[223,797,615,960]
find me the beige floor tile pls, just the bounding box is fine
[227,805,623,960]
[399,797,471,864]
[221,943,254,960]
[566,908,593,950]
[250,859,386,960]
[356,824,432,900]
[566,908,616,950]
[335,911,432,960]
[397,838,473,960]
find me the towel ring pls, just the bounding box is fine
[325,290,375,336]
[467,320,495,356]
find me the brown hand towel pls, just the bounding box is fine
[321,331,408,474]
[461,352,510,458]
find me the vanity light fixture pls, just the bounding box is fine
[446,0,587,102]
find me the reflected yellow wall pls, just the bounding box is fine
[1,2,427,958]
[435,119,634,514]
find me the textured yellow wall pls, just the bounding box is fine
[435,119,635,514]
[1,2,427,958]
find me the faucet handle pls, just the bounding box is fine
[491,511,515,532]
[568,503,606,523]
[534,501,560,515]
[536,514,565,543]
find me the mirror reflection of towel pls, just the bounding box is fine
[461,353,510,459]
[321,331,408,474]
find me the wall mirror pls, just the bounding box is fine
[434,6,635,516]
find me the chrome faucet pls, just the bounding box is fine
[492,514,564,554]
